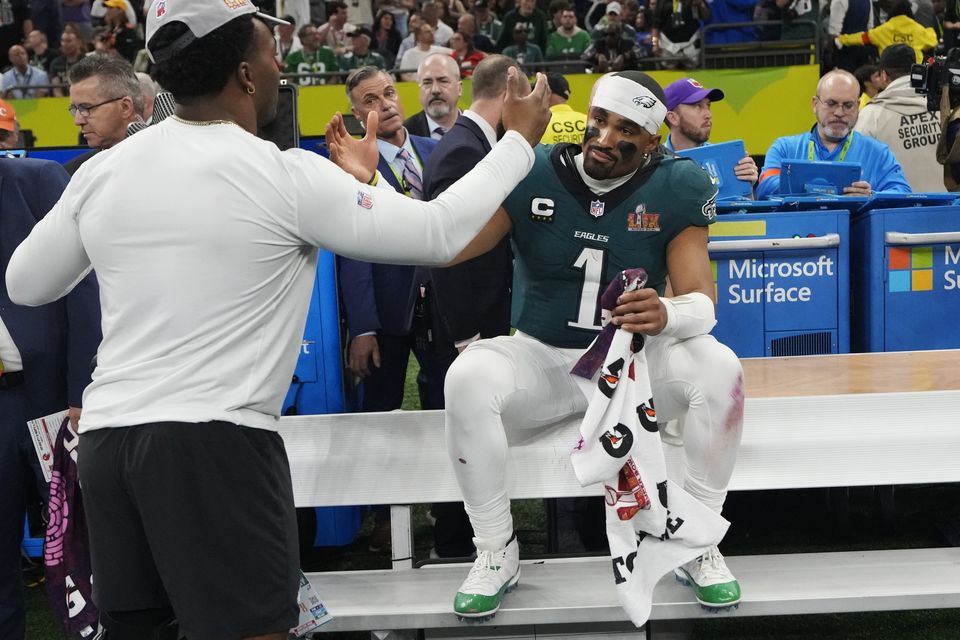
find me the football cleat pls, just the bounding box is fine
[674,545,741,609]
[453,535,520,619]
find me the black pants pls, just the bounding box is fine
[0,386,44,640]
[79,422,300,640]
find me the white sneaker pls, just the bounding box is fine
[674,545,741,609]
[453,535,520,619]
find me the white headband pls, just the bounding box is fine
[590,75,667,135]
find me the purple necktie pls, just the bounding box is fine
[398,148,424,200]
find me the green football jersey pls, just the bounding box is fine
[546,29,592,58]
[284,47,339,85]
[503,144,718,349]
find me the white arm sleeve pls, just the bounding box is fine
[292,130,535,266]
[6,194,93,307]
[658,292,717,339]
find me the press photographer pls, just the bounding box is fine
[912,46,960,189]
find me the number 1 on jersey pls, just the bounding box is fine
[567,246,607,330]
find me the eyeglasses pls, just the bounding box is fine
[815,96,857,113]
[68,96,124,118]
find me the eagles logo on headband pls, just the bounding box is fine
[591,74,667,135]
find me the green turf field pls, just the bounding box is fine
[24,361,960,638]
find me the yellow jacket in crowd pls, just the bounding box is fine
[837,15,938,62]
[541,104,589,145]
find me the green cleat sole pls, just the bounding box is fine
[675,570,742,609]
[454,571,520,619]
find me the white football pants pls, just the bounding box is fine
[443,331,745,549]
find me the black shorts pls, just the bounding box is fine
[78,421,300,640]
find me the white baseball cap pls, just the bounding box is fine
[146,0,287,63]
[606,1,622,14]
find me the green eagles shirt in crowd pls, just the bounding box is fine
[502,144,718,349]
[502,43,544,64]
[546,29,592,59]
[339,50,388,71]
[284,47,339,85]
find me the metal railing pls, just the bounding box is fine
[700,19,820,69]
[2,82,63,99]
[279,59,593,85]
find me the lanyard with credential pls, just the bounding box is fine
[808,133,852,162]
[387,162,408,194]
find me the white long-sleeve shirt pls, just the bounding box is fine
[828,0,875,36]
[6,118,533,432]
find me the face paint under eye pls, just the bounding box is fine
[617,140,638,160]
[584,126,600,145]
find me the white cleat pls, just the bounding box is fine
[453,535,520,620]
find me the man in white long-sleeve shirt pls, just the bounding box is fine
[4,1,549,638]
[828,0,874,72]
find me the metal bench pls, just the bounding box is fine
[278,350,960,637]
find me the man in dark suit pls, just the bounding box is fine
[338,66,437,552]
[0,158,101,640]
[339,65,437,414]
[416,55,524,557]
[403,52,462,141]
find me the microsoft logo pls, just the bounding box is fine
[888,247,933,292]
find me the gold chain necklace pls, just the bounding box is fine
[171,115,239,127]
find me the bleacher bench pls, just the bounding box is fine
[278,350,960,638]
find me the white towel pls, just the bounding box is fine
[570,271,729,626]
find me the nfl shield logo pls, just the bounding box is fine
[589,200,605,218]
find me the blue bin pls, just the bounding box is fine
[709,210,850,357]
[22,517,42,558]
[850,203,960,352]
[313,506,368,547]
[282,250,364,547]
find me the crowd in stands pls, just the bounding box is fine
[262,0,946,82]
[0,0,949,96]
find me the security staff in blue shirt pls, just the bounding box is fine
[756,69,911,199]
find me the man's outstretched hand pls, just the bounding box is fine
[326,110,380,183]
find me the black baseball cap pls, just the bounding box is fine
[879,43,917,75]
[546,73,570,100]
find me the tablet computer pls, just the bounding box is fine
[856,192,958,214]
[716,198,782,214]
[778,194,869,212]
[676,139,753,200]
[779,160,862,196]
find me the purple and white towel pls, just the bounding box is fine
[570,269,729,625]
